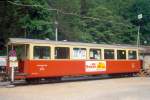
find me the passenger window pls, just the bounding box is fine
[55,47,70,59]
[104,49,114,59]
[117,50,126,59]
[128,50,137,59]
[89,49,101,60]
[73,48,86,59]
[34,46,50,59]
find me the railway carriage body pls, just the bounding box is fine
[6,38,142,81]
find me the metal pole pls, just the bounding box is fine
[55,25,58,41]
[24,29,27,38]
[137,25,140,48]
[137,14,142,48]
[11,45,15,84]
[11,66,14,83]
[55,10,58,41]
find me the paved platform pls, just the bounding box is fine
[0,77,150,100]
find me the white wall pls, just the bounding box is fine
[143,55,150,69]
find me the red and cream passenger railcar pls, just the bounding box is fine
[6,38,142,82]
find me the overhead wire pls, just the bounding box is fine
[7,0,103,21]
[7,0,132,27]
[6,1,137,44]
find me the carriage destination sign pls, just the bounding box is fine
[85,61,106,72]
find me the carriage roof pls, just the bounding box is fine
[8,38,139,49]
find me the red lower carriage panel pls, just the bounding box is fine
[106,60,141,74]
[15,60,141,79]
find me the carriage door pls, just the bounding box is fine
[33,46,51,75]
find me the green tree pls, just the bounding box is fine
[80,0,136,44]
[123,0,150,45]
[48,0,91,42]
[1,0,54,40]
[0,0,150,45]
[17,0,54,39]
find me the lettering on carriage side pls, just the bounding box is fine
[31,72,38,75]
[36,64,48,71]
[36,64,48,67]
[85,61,106,72]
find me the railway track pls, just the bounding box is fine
[0,74,142,87]
[0,69,150,87]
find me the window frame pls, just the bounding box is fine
[117,49,127,60]
[89,48,102,60]
[33,45,51,60]
[128,49,137,60]
[72,47,87,60]
[104,49,115,60]
[54,46,70,60]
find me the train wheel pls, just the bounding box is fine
[55,77,61,81]
[46,77,61,83]
[109,74,120,78]
[127,73,134,77]
[25,79,32,84]
[25,78,40,84]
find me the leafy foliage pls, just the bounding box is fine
[0,0,150,45]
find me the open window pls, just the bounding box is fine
[104,49,114,59]
[34,46,50,59]
[55,47,70,59]
[73,48,86,59]
[117,50,126,59]
[128,50,137,59]
[8,44,29,60]
[89,49,101,60]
